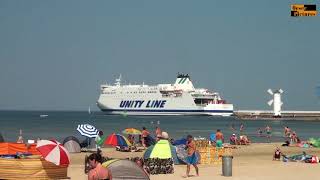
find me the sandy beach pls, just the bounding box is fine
[68,143,320,180]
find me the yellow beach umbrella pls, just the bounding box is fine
[122,128,142,135]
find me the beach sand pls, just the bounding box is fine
[68,143,320,180]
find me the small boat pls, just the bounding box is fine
[39,115,48,118]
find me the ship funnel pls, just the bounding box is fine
[174,73,195,91]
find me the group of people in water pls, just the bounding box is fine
[284,126,300,144]
[228,123,252,145]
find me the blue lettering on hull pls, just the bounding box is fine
[119,100,166,108]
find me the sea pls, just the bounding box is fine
[1,110,320,143]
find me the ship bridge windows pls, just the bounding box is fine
[160,91,182,98]
[194,98,213,105]
[104,92,116,95]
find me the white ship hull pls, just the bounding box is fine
[97,91,233,116]
[97,74,234,116]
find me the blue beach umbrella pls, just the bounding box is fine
[175,145,200,164]
[77,124,99,138]
[173,138,187,146]
[210,133,216,141]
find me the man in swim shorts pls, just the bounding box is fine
[215,129,224,148]
[185,135,199,177]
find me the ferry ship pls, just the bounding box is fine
[96,74,234,116]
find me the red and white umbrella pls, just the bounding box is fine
[36,139,70,166]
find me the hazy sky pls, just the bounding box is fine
[0,0,319,111]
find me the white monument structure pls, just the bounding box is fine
[267,89,284,117]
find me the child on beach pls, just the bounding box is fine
[229,134,238,145]
[273,147,282,161]
[95,131,104,150]
[184,135,199,178]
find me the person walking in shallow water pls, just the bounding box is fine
[265,125,272,142]
[240,123,245,135]
[184,135,199,178]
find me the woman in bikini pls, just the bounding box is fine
[88,153,112,180]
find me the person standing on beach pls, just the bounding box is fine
[215,129,224,147]
[141,127,150,147]
[95,131,103,150]
[155,126,162,141]
[185,135,199,178]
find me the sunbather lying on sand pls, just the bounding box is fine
[239,135,250,145]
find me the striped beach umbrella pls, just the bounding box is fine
[104,133,132,147]
[36,140,70,166]
[77,124,98,138]
[122,128,142,135]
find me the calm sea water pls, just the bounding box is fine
[1,110,320,143]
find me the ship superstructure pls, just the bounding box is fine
[97,74,233,116]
